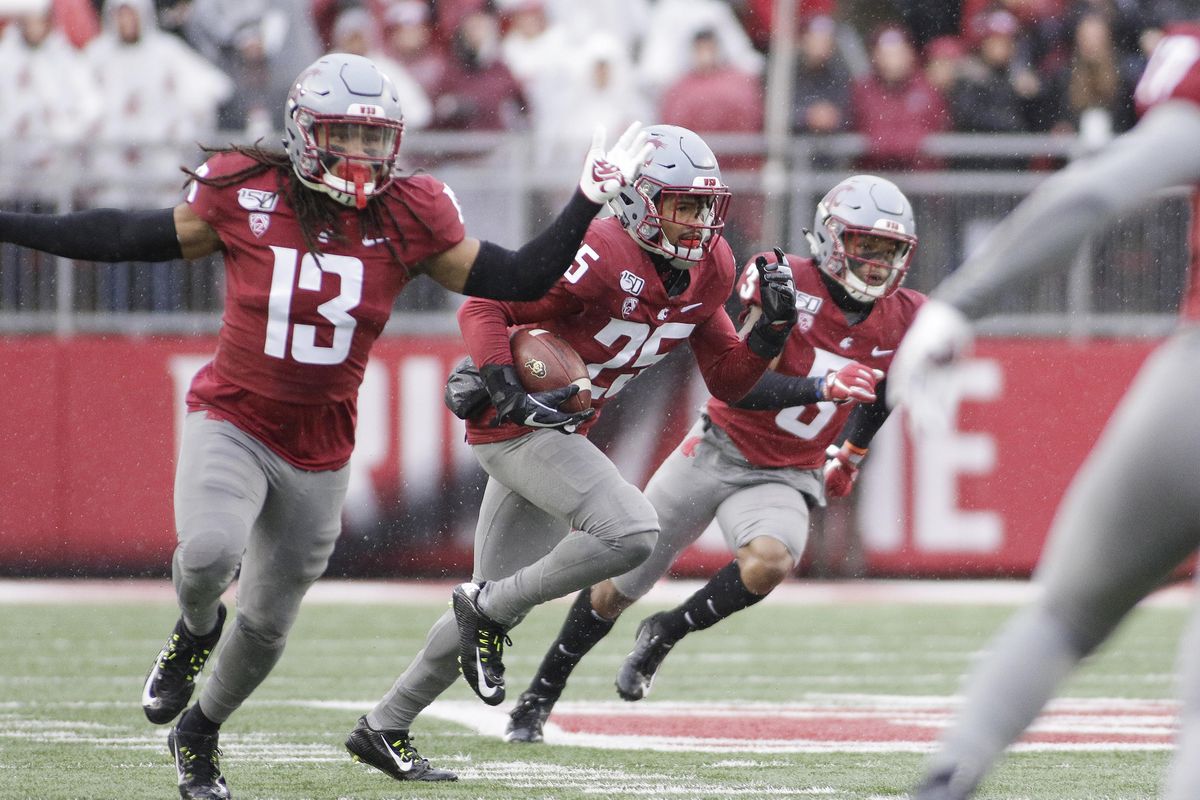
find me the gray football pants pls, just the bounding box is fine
[925,328,1200,799]
[369,429,658,730]
[612,417,823,600]
[173,412,348,723]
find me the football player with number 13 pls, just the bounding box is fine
[504,175,926,743]
[0,52,653,799]
[344,124,801,784]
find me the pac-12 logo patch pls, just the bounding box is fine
[248,213,270,238]
[797,313,814,332]
[622,297,639,318]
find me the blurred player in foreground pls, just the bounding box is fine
[889,24,1200,800]
[344,124,800,783]
[503,175,925,744]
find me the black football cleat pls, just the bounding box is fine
[168,724,231,800]
[144,604,227,725]
[504,691,556,743]
[345,715,458,782]
[615,612,679,701]
[451,582,510,706]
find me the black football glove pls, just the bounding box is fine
[479,364,594,434]
[746,247,798,359]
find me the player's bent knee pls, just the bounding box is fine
[614,527,657,573]
[174,519,246,588]
[739,539,794,594]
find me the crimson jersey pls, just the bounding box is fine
[459,217,770,445]
[1133,24,1200,320]
[706,255,926,469]
[185,151,466,470]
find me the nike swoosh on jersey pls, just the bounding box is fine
[680,302,704,312]
[871,347,895,357]
[381,734,415,772]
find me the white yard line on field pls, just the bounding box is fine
[0,577,1191,606]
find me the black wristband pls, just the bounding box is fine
[0,207,183,262]
[731,370,825,410]
[462,189,599,301]
[745,318,790,360]
[479,363,524,420]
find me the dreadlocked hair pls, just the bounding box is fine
[182,143,437,264]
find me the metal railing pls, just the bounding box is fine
[0,131,1188,338]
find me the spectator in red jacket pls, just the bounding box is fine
[850,25,950,171]
[430,8,527,131]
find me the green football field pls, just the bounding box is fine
[0,580,1187,800]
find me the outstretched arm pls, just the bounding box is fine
[0,202,221,262]
[421,123,653,300]
[936,101,1200,319]
[890,100,1200,421]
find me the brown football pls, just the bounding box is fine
[509,328,592,413]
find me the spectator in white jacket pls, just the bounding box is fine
[0,0,101,204]
[84,0,233,207]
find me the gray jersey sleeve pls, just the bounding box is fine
[936,101,1200,319]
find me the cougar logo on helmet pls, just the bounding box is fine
[805,174,917,303]
[608,125,731,269]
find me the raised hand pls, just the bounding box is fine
[822,362,885,405]
[746,247,798,359]
[578,122,654,204]
[887,299,974,435]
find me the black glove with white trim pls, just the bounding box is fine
[480,364,593,434]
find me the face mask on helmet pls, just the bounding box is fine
[284,54,405,210]
[291,112,403,209]
[631,178,731,266]
[820,218,915,301]
[806,175,917,302]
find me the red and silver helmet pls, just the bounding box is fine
[608,124,731,269]
[283,53,405,209]
[806,174,917,302]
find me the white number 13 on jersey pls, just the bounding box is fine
[265,245,363,365]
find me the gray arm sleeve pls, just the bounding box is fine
[936,101,1200,319]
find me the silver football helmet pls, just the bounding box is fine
[607,124,731,268]
[283,53,405,209]
[806,174,917,302]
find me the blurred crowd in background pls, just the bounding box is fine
[1,0,1191,180]
[0,0,1193,319]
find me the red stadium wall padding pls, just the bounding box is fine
[0,335,1160,577]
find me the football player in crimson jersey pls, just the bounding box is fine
[502,175,925,744]
[0,53,654,798]
[348,124,799,780]
[887,25,1200,800]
